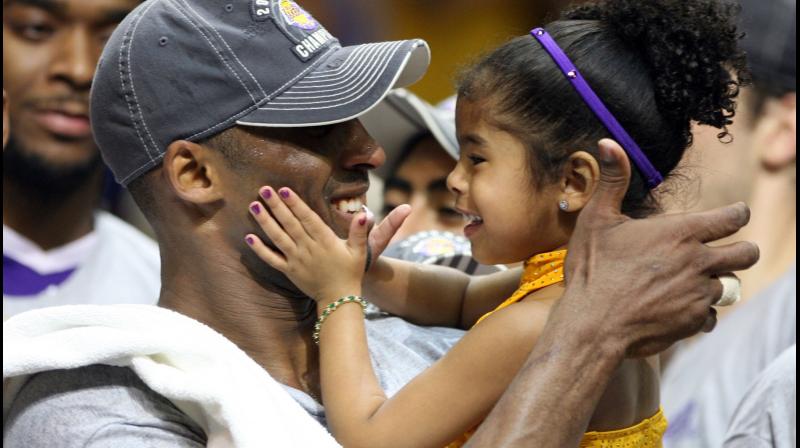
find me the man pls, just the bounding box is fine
[2,0,159,316]
[667,0,796,306]
[3,0,757,446]
[661,0,796,445]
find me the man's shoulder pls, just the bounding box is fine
[4,364,206,447]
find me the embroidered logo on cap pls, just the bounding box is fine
[262,0,337,62]
[279,0,318,31]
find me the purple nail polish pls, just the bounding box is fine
[279,189,290,199]
[261,189,272,200]
[358,217,367,226]
[250,203,261,215]
[245,236,255,246]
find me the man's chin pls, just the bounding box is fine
[3,137,102,200]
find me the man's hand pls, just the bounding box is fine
[561,139,760,358]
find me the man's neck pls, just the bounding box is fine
[157,246,322,401]
[2,172,103,250]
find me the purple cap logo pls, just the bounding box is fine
[279,0,318,31]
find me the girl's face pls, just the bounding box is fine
[447,98,570,265]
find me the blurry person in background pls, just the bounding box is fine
[660,0,796,446]
[723,345,796,447]
[363,89,461,243]
[667,0,796,306]
[2,0,159,316]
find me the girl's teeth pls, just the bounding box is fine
[463,214,483,224]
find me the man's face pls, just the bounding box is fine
[3,0,137,168]
[677,89,760,212]
[217,119,385,250]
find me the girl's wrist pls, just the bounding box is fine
[316,285,363,312]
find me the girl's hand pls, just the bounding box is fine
[245,186,370,306]
[367,204,412,264]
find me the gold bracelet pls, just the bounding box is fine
[313,295,368,344]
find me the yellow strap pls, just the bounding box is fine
[474,249,567,326]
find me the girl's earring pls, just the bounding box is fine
[558,199,570,212]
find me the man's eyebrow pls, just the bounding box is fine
[427,178,450,193]
[384,177,412,193]
[7,0,67,16]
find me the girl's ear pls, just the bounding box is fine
[559,151,600,213]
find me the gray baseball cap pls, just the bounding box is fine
[360,89,458,179]
[91,0,430,185]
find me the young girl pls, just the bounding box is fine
[245,0,747,446]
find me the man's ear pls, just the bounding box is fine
[163,140,225,205]
[3,90,9,150]
[560,151,601,213]
[758,93,796,171]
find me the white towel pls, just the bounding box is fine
[2,304,340,448]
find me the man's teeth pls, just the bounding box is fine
[335,198,364,213]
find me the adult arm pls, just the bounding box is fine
[466,139,760,447]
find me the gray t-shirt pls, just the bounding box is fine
[3,317,464,447]
[662,267,797,448]
[723,345,796,448]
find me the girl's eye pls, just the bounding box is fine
[468,155,486,165]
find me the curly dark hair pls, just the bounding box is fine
[458,0,749,217]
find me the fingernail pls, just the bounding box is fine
[245,236,255,246]
[359,216,367,226]
[362,205,374,221]
[261,188,272,200]
[279,189,290,199]
[250,203,261,215]
[598,140,614,162]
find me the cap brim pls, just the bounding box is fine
[236,39,429,128]
[360,89,458,179]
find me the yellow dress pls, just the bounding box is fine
[447,249,667,448]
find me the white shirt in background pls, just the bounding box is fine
[3,211,160,316]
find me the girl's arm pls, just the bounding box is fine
[363,256,522,329]
[246,188,552,448]
[360,204,522,329]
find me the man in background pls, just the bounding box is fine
[3,0,159,316]
[661,0,796,446]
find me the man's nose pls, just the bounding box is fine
[342,120,386,171]
[50,27,96,90]
[345,142,386,171]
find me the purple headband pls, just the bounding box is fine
[530,27,664,189]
